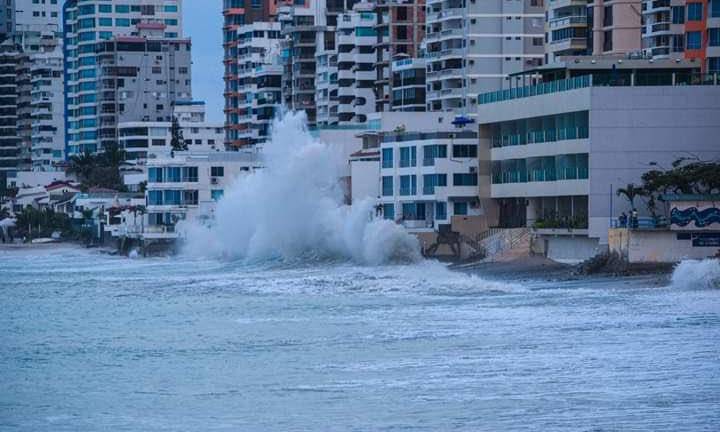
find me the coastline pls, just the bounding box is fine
[451,255,674,285]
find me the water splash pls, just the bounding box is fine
[183,112,421,265]
[671,259,720,289]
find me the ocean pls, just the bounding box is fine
[1,246,718,431]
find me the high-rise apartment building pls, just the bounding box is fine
[545,0,642,63]
[0,41,28,181]
[315,23,339,126]
[425,0,545,115]
[278,0,358,128]
[230,21,282,147]
[373,0,426,112]
[279,1,324,127]
[31,38,65,171]
[63,0,184,156]
[0,0,66,172]
[222,0,279,148]
[0,1,13,42]
[642,0,720,73]
[336,3,384,124]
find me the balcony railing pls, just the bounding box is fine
[478,73,720,105]
[491,127,589,147]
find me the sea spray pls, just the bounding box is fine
[671,259,720,289]
[182,112,421,264]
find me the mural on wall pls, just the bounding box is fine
[671,205,720,229]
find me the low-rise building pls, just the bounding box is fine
[373,113,492,233]
[144,152,261,240]
[476,57,720,261]
[118,102,224,161]
[609,195,720,263]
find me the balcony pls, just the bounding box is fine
[548,16,587,29]
[491,127,589,147]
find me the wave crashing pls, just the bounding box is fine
[182,112,421,265]
[671,259,720,289]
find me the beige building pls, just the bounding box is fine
[545,0,642,63]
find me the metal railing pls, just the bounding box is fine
[478,73,720,105]
[491,126,589,147]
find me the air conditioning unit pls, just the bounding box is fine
[469,167,477,173]
[211,177,218,185]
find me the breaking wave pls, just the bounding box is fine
[182,112,421,265]
[671,259,720,289]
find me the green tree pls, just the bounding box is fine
[170,116,187,151]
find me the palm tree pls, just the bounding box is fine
[616,183,643,209]
[67,152,96,183]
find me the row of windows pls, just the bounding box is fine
[78,4,178,15]
[381,144,478,168]
[148,190,199,206]
[148,167,199,183]
[382,201,470,221]
[382,173,478,196]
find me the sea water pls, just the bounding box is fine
[2,112,719,430]
[0,248,719,431]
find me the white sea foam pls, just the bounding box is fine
[182,112,421,265]
[671,259,720,289]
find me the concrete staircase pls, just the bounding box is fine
[478,228,531,262]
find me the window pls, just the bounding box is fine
[453,173,478,186]
[435,202,447,220]
[423,145,447,166]
[115,5,130,13]
[687,31,701,50]
[399,175,417,196]
[672,34,685,52]
[211,190,224,201]
[672,6,685,24]
[148,191,163,205]
[402,203,425,221]
[382,148,393,168]
[382,203,395,220]
[99,4,112,13]
[452,145,477,158]
[148,168,163,183]
[423,174,447,195]
[182,167,198,182]
[399,146,416,167]
[687,3,703,21]
[709,28,720,47]
[712,0,720,17]
[709,57,720,73]
[382,176,394,196]
[211,166,225,177]
[603,5,613,27]
[116,18,130,27]
[603,30,613,52]
[454,202,468,216]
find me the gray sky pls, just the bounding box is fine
[184,1,224,124]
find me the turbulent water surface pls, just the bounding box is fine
[1,247,719,431]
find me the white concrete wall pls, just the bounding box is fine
[587,86,720,244]
[545,236,602,263]
[610,229,720,263]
